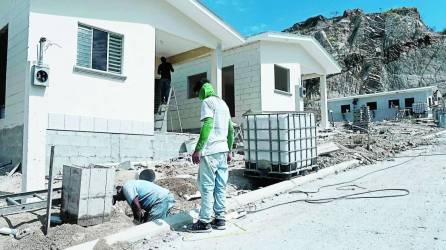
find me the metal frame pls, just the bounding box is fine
[0,188,62,217]
[243,112,317,179]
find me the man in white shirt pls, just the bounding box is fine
[187,79,234,233]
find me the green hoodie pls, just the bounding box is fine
[195,83,234,153]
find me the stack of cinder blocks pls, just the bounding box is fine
[62,165,115,226]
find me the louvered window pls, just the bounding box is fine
[77,24,123,74]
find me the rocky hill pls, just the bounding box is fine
[284,7,446,99]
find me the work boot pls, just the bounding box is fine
[186,220,212,233]
[211,218,226,230]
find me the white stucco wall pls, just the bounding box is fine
[21,0,227,191]
[259,41,320,112]
[0,0,30,129]
[168,42,262,130]
[27,12,155,129]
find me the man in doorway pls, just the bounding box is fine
[158,57,174,104]
[113,179,175,223]
[187,79,234,233]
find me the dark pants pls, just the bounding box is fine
[160,78,171,103]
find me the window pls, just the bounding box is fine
[188,72,207,99]
[77,24,123,74]
[388,99,400,108]
[341,104,351,114]
[366,102,377,110]
[405,98,415,108]
[274,65,290,93]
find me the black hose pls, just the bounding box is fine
[246,153,445,214]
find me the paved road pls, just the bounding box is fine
[141,135,446,250]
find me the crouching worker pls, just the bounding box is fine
[186,79,234,233]
[113,180,175,224]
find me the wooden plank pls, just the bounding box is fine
[317,142,340,156]
[167,46,212,65]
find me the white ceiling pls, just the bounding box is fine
[155,29,201,57]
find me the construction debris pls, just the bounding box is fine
[0,119,442,249]
[317,120,441,168]
[317,142,340,156]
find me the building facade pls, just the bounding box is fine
[167,32,341,131]
[0,0,244,191]
[328,86,439,122]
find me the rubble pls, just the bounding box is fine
[317,120,441,168]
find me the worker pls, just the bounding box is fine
[157,57,174,104]
[186,79,234,233]
[113,179,175,223]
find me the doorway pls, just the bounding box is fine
[0,25,8,119]
[222,65,235,117]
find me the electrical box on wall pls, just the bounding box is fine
[32,64,50,87]
[299,86,306,97]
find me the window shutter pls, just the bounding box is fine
[77,25,92,68]
[108,34,123,74]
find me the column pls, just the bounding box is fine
[211,43,223,98]
[319,75,330,129]
[22,63,47,192]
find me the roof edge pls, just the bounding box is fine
[192,0,245,44]
[247,32,342,74]
[328,86,438,102]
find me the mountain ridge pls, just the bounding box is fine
[284,7,446,99]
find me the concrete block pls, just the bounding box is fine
[48,113,65,130]
[132,121,145,134]
[120,120,132,134]
[94,118,108,132]
[80,116,94,131]
[62,165,115,227]
[65,115,80,131]
[107,119,121,133]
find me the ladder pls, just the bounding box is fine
[154,86,183,132]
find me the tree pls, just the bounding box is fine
[441,28,446,35]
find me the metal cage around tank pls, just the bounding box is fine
[242,112,317,179]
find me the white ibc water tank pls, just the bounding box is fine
[243,112,317,173]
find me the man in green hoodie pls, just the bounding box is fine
[187,79,234,233]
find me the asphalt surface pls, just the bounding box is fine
[141,135,446,250]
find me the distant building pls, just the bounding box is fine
[328,86,440,122]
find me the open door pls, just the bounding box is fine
[222,65,235,117]
[0,25,8,119]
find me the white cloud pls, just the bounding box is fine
[245,23,269,35]
[213,0,247,12]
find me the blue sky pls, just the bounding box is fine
[201,0,446,36]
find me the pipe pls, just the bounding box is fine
[38,37,47,65]
[0,227,17,236]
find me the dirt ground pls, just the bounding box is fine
[0,120,441,249]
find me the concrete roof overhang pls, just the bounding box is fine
[165,0,245,50]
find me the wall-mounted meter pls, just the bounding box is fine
[32,65,50,87]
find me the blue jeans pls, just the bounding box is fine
[160,78,171,103]
[198,152,228,223]
[146,193,175,221]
